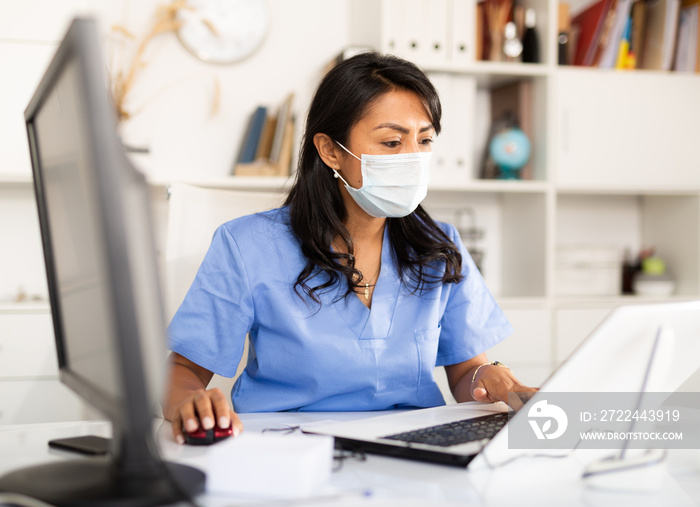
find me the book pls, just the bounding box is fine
[235,115,294,177]
[558,2,572,65]
[275,115,295,177]
[597,0,634,68]
[674,0,699,71]
[476,2,484,61]
[686,0,700,71]
[614,16,633,68]
[235,94,295,177]
[255,115,277,162]
[236,106,268,164]
[587,0,619,66]
[630,1,647,68]
[641,0,682,70]
[270,93,294,164]
[571,0,616,66]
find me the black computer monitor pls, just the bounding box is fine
[0,18,205,506]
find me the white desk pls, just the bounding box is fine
[1,412,700,507]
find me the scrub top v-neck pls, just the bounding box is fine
[168,206,512,413]
[333,224,398,340]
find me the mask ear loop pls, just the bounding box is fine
[334,140,362,161]
[331,164,351,187]
[331,140,361,187]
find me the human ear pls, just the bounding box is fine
[313,133,342,171]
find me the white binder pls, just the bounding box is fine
[449,0,476,64]
[451,75,475,184]
[381,0,407,57]
[402,0,424,61]
[424,0,449,65]
[428,74,475,188]
[428,73,454,188]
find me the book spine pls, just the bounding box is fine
[238,106,267,164]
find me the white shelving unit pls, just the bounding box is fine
[149,176,294,193]
[0,303,87,424]
[0,174,34,185]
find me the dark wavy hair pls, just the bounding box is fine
[284,52,463,304]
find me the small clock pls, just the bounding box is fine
[176,0,269,64]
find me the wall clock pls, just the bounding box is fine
[176,0,269,64]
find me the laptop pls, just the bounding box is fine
[304,301,700,467]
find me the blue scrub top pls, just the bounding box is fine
[168,206,512,413]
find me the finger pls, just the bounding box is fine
[193,389,216,430]
[473,387,489,401]
[507,385,538,411]
[471,379,490,402]
[507,392,526,411]
[516,385,539,395]
[230,410,244,437]
[171,413,186,445]
[511,384,538,400]
[179,398,200,433]
[208,388,232,429]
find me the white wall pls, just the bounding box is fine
[0,0,350,301]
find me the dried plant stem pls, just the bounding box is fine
[111,0,190,121]
[110,1,222,123]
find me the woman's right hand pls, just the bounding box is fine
[163,353,244,444]
[170,387,244,445]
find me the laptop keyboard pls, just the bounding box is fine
[381,412,509,447]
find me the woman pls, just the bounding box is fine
[164,52,535,444]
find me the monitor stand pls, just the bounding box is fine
[0,422,205,507]
[0,457,205,507]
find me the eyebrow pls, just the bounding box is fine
[373,123,435,134]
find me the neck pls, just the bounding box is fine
[345,211,386,245]
[338,182,386,244]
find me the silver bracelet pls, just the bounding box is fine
[471,360,510,384]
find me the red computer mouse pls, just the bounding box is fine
[183,423,234,445]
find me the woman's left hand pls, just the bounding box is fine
[471,363,538,410]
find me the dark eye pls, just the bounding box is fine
[421,138,434,145]
[382,141,400,148]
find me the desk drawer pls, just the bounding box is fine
[0,379,84,425]
[0,313,58,378]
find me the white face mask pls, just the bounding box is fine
[332,141,432,218]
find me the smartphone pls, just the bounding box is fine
[48,435,111,456]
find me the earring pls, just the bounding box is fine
[333,165,339,178]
